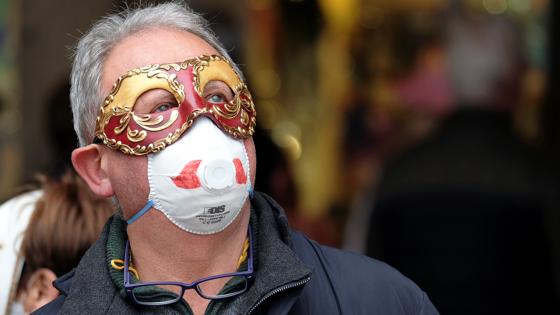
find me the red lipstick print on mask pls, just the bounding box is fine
[172,158,247,189]
[172,160,202,189]
[233,158,247,184]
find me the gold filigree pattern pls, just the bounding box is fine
[126,128,147,143]
[132,110,179,132]
[113,111,131,135]
[211,83,256,127]
[95,55,257,155]
[191,55,220,95]
[240,110,249,126]
[96,64,184,147]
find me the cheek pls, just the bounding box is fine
[105,151,150,215]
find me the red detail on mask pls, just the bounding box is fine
[172,160,202,189]
[103,67,256,150]
[233,158,247,184]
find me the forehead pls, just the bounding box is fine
[101,27,219,94]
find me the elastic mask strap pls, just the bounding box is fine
[248,184,254,200]
[127,200,154,225]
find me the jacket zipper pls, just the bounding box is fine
[247,276,311,314]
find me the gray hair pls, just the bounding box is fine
[70,1,241,146]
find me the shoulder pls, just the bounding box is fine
[32,296,66,315]
[290,230,439,315]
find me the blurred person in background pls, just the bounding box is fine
[2,170,113,314]
[34,2,438,314]
[366,10,558,315]
[0,190,41,315]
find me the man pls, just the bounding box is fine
[36,2,437,314]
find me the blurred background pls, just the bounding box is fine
[0,0,559,313]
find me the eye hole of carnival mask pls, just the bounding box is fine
[133,88,179,115]
[202,80,234,104]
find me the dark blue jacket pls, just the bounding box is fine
[35,192,438,314]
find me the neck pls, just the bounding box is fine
[126,202,250,314]
[126,202,250,315]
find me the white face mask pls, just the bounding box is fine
[127,118,251,235]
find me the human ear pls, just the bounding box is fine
[21,268,58,313]
[71,144,114,197]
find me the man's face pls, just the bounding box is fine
[98,27,256,218]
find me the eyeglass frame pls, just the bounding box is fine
[123,227,254,306]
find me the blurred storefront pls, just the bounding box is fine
[0,0,552,243]
[242,0,551,245]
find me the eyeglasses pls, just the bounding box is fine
[123,228,254,306]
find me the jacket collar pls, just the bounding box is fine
[55,191,311,314]
[228,192,312,314]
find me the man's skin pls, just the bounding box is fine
[71,26,257,315]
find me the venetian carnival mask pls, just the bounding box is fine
[94,55,256,155]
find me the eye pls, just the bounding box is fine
[203,80,234,104]
[152,102,178,113]
[207,94,226,104]
[134,89,178,115]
